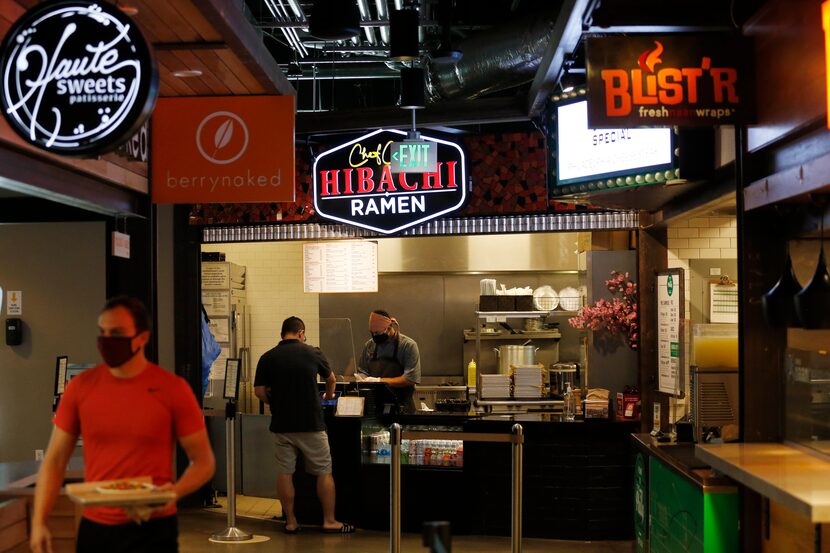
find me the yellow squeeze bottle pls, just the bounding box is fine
[467,358,477,388]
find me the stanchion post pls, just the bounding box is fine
[423,521,451,553]
[390,423,402,553]
[511,424,523,553]
[210,400,251,542]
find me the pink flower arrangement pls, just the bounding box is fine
[568,271,639,350]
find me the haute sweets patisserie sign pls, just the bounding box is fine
[0,1,157,156]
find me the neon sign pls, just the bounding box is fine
[313,129,467,234]
[0,1,157,156]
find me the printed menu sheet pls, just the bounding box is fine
[710,282,739,324]
[657,270,684,395]
[303,241,378,293]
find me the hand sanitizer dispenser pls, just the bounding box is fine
[6,318,22,346]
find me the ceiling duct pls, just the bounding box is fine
[425,11,557,101]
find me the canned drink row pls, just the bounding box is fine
[401,211,639,236]
[200,212,639,243]
[202,223,379,242]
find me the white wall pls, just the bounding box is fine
[201,242,319,370]
[666,215,737,421]
[667,216,738,317]
[0,222,105,462]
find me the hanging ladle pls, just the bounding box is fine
[794,204,830,329]
[761,242,801,327]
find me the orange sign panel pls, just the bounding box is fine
[151,96,295,204]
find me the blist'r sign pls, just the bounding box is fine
[586,34,753,128]
[313,129,467,235]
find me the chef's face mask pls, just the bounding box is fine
[97,335,140,368]
[371,329,390,344]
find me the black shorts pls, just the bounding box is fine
[77,515,178,553]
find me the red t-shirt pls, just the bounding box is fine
[54,363,205,525]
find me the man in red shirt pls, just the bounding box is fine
[30,296,215,553]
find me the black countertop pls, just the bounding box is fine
[631,433,737,491]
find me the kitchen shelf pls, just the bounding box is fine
[463,331,562,341]
[476,311,549,317]
[475,398,564,407]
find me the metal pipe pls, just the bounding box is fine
[426,9,559,101]
[209,411,251,542]
[357,0,378,46]
[226,417,237,528]
[375,0,390,44]
[260,19,442,28]
[390,423,402,553]
[275,0,308,56]
[287,66,399,80]
[285,0,306,22]
[512,423,523,553]
[264,0,306,57]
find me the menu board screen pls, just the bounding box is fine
[303,241,378,293]
[557,99,672,185]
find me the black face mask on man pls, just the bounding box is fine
[371,331,389,344]
[97,336,140,367]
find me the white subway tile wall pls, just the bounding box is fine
[201,242,320,372]
[668,216,738,277]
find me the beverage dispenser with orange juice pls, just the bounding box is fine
[692,323,739,368]
[691,323,739,442]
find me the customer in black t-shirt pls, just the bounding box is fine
[253,316,354,534]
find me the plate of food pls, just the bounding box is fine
[96,481,155,494]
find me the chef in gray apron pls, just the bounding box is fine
[357,310,421,414]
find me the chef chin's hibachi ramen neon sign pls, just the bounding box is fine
[312,129,467,235]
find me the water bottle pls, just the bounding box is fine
[564,383,576,421]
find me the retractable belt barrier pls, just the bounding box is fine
[389,423,524,553]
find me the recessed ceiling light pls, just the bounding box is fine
[118,5,139,16]
[172,69,203,78]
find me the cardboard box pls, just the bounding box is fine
[616,390,641,420]
[515,296,534,311]
[479,295,498,311]
[497,296,515,311]
[584,399,610,419]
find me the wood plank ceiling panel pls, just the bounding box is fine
[5,0,289,98]
[132,0,218,95]
[171,2,256,94]
[214,49,269,93]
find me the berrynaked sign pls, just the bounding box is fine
[151,96,295,204]
[313,129,467,235]
[0,1,157,156]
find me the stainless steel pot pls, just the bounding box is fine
[493,345,538,374]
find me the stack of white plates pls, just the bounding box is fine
[533,286,559,311]
[479,374,511,399]
[512,365,545,398]
[558,287,581,311]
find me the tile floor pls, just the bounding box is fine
[207,494,282,520]
[179,508,635,553]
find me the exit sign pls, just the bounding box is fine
[389,140,438,173]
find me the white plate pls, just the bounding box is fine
[96,482,155,495]
[558,287,581,311]
[532,286,558,311]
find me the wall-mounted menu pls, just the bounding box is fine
[657,269,684,395]
[303,241,378,293]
